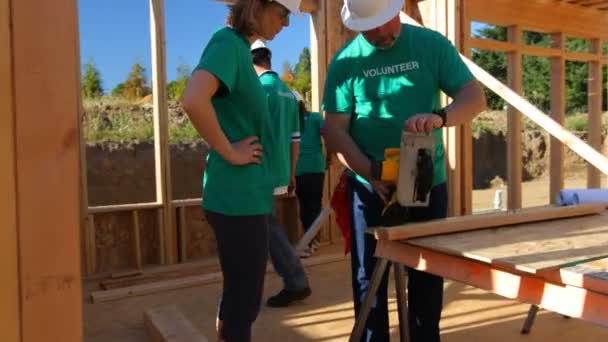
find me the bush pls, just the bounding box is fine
[565,114,588,132]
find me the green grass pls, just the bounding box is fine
[82,96,202,144]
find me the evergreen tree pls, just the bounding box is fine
[167,63,190,100]
[122,62,149,100]
[292,47,311,102]
[81,59,103,98]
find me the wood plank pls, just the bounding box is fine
[88,202,162,214]
[465,0,608,40]
[310,0,326,112]
[170,198,201,207]
[461,50,608,175]
[442,0,462,217]
[144,305,208,342]
[507,25,523,210]
[0,0,20,337]
[550,33,565,204]
[540,257,608,295]
[92,252,346,302]
[157,208,166,264]
[587,39,603,188]
[373,203,606,241]
[12,0,83,339]
[101,262,221,290]
[376,240,608,327]
[325,0,344,243]
[408,211,608,273]
[150,0,176,264]
[178,207,188,262]
[133,210,143,270]
[86,214,97,275]
[460,6,473,215]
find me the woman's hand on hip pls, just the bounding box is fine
[227,136,263,165]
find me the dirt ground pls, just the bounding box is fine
[84,246,608,342]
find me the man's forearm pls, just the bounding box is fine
[324,121,373,181]
[444,80,487,127]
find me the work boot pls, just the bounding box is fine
[266,287,311,307]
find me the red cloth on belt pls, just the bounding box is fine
[330,169,352,255]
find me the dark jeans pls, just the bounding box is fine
[350,177,447,342]
[296,173,325,241]
[206,211,269,342]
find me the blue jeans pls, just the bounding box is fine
[268,215,310,291]
[206,211,269,342]
[350,177,447,342]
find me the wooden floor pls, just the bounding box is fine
[83,244,608,342]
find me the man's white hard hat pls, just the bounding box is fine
[273,0,301,16]
[341,0,404,32]
[251,39,270,53]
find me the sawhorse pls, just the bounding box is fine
[521,305,570,334]
[349,259,411,342]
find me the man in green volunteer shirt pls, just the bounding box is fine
[251,40,312,307]
[323,0,487,341]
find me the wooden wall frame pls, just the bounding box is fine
[2,0,83,340]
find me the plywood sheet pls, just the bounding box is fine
[408,212,608,273]
[95,212,136,273]
[140,209,162,265]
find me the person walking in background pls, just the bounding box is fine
[251,40,312,308]
[181,0,302,341]
[293,90,327,257]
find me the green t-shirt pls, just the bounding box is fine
[296,112,326,175]
[259,71,300,189]
[195,28,275,215]
[322,24,474,186]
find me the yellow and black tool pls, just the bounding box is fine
[374,132,436,225]
[375,132,435,205]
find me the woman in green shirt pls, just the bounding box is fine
[294,93,327,257]
[181,1,301,341]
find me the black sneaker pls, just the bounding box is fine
[266,287,312,307]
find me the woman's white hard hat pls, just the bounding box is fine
[273,0,302,16]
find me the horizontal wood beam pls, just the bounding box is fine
[171,198,202,207]
[467,0,608,40]
[372,204,605,241]
[88,202,162,214]
[469,38,604,62]
[215,0,318,13]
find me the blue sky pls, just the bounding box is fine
[78,0,311,93]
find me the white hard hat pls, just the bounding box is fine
[273,0,301,16]
[251,39,270,52]
[341,0,404,32]
[292,90,304,102]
